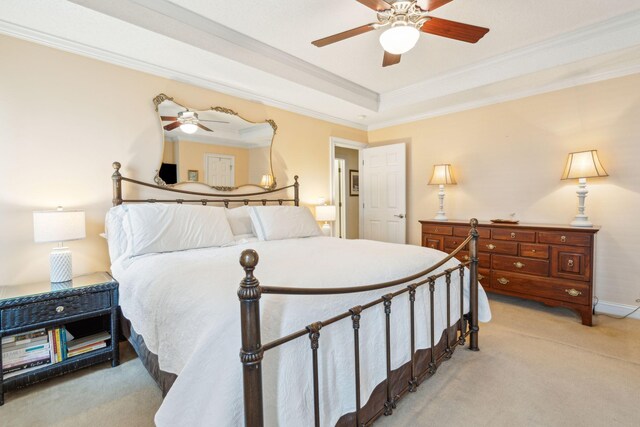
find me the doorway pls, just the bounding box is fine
[330,137,366,239]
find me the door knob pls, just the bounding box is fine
[394,214,405,219]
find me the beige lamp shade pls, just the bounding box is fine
[316,205,337,222]
[428,164,457,185]
[260,174,275,188]
[33,208,86,243]
[561,150,608,180]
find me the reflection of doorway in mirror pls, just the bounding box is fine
[205,154,235,187]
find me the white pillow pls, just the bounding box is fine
[225,206,254,236]
[124,204,235,256]
[105,205,131,263]
[249,206,322,241]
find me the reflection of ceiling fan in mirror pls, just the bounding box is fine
[161,111,229,134]
[312,0,489,67]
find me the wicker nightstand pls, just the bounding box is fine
[0,272,119,405]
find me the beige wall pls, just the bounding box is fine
[335,146,360,239]
[0,35,367,286]
[369,73,640,306]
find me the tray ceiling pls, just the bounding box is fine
[2,0,640,129]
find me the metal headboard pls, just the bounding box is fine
[111,162,299,207]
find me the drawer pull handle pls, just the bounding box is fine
[513,262,525,269]
[510,232,516,239]
[567,259,574,267]
[497,278,510,285]
[55,306,65,313]
[561,235,567,243]
[565,288,582,297]
[531,249,536,253]
[478,274,485,281]
[463,255,469,261]
[486,244,496,250]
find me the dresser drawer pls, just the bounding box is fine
[422,225,452,236]
[478,268,491,288]
[423,234,443,250]
[1,291,112,330]
[492,255,549,277]
[444,236,468,250]
[491,229,536,243]
[538,231,591,247]
[455,251,491,269]
[520,244,549,259]
[453,226,490,239]
[478,240,518,255]
[490,272,589,305]
[551,245,591,282]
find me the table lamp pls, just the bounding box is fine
[260,174,276,190]
[315,204,336,236]
[428,164,457,221]
[561,150,608,227]
[33,207,86,283]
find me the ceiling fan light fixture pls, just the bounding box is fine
[379,25,420,55]
[179,123,198,134]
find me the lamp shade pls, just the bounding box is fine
[260,174,275,189]
[561,150,608,180]
[316,205,336,222]
[428,164,457,185]
[33,208,86,243]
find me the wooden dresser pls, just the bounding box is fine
[419,220,599,326]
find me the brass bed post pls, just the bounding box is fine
[238,250,264,427]
[112,162,123,206]
[294,175,299,207]
[468,218,480,351]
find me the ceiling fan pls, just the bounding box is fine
[312,0,490,67]
[160,111,229,134]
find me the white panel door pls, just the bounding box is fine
[362,143,406,243]
[205,154,234,187]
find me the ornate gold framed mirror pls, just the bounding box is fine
[153,93,277,191]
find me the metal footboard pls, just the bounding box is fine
[238,219,481,426]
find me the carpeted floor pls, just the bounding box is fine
[2,294,639,427]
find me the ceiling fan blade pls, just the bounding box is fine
[197,123,213,132]
[382,51,401,67]
[312,24,376,47]
[421,0,454,12]
[421,17,489,43]
[160,116,178,121]
[356,0,392,11]
[163,121,181,131]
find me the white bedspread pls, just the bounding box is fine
[111,237,491,426]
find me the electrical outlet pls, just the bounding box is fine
[636,298,640,304]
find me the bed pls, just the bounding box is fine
[107,162,490,426]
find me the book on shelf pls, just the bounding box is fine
[66,331,111,358]
[2,326,76,379]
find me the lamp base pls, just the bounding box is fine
[321,222,332,237]
[433,212,448,221]
[50,247,73,283]
[570,215,593,228]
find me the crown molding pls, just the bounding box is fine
[71,0,378,111]
[368,60,640,130]
[0,20,368,131]
[380,10,640,112]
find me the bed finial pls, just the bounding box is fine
[469,218,479,236]
[238,248,265,425]
[294,175,299,207]
[112,161,123,206]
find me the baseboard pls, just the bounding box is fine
[594,300,640,320]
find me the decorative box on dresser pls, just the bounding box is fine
[420,220,599,326]
[0,272,119,405]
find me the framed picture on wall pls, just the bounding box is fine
[349,170,359,196]
[188,170,199,182]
